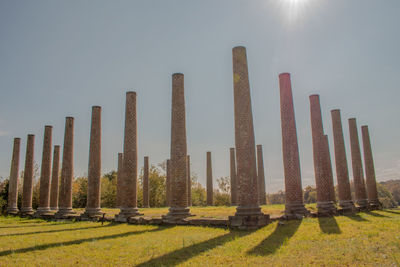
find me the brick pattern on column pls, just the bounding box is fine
[143,156,150,208]
[50,145,60,211]
[361,125,380,209]
[116,153,123,208]
[348,118,368,209]
[20,134,35,215]
[7,138,21,214]
[166,159,171,206]
[230,147,238,206]
[279,73,308,216]
[206,151,213,206]
[36,126,53,216]
[256,145,267,205]
[187,155,191,207]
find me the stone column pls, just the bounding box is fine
[7,138,21,214]
[256,145,267,205]
[163,73,191,220]
[206,151,213,206]
[322,135,337,204]
[116,92,140,221]
[187,155,191,206]
[229,46,269,229]
[331,110,355,212]
[116,153,123,208]
[35,126,53,216]
[279,73,308,216]
[348,118,368,209]
[20,134,35,215]
[361,125,380,209]
[83,106,102,218]
[230,147,238,205]
[309,95,336,215]
[50,145,60,211]
[55,117,76,217]
[143,156,150,208]
[166,159,171,206]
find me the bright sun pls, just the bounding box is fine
[280,0,312,24]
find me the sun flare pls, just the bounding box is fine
[280,0,313,24]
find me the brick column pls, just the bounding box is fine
[36,126,53,216]
[83,106,102,218]
[187,155,191,206]
[7,138,21,214]
[309,95,336,215]
[279,73,308,216]
[361,125,380,209]
[116,92,140,221]
[206,151,213,206]
[164,73,191,220]
[20,134,35,215]
[331,110,355,212]
[322,135,337,205]
[116,153,123,208]
[143,156,150,208]
[230,147,238,206]
[50,145,60,211]
[256,145,267,205]
[55,117,76,217]
[166,159,171,206]
[229,46,269,229]
[348,118,368,209]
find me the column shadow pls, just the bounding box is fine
[364,211,389,218]
[136,230,253,267]
[380,210,400,215]
[0,222,75,229]
[344,214,369,222]
[247,219,302,256]
[0,226,166,257]
[318,217,341,234]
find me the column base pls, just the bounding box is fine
[115,207,141,222]
[81,208,103,219]
[55,208,77,219]
[285,202,310,217]
[369,199,381,210]
[356,199,369,210]
[235,205,262,216]
[50,207,59,212]
[317,201,337,216]
[34,207,54,217]
[19,207,34,216]
[6,207,19,215]
[229,213,270,230]
[338,200,357,214]
[162,207,192,223]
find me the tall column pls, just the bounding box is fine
[116,153,123,208]
[206,151,213,206]
[83,106,102,218]
[143,156,150,208]
[279,73,308,216]
[187,155,191,206]
[230,147,238,205]
[116,92,140,221]
[50,145,60,211]
[55,117,76,217]
[256,145,266,205]
[166,159,171,206]
[229,46,269,229]
[164,73,191,220]
[361,125,380,209]
[36,126,53,216]
[309,95,336,215]
[20,134,35,215]
[7,138,21,214]
[322,135,337,203]
[348,118,368,209]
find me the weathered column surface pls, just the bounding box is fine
[143,156,150,208]
[164,73,191,220]
[50,145,60,211]
[309,95,336,215]
[322,135,337,203]
[166,159,171,206]
[116,92,141,221]
[187,155,191,206]
[83,106,103,218]
[256,145,266,205]
[116,153,123,208]
[331,110,355,212]
[230,147,238,206]
[348,118,368,209]
[361,125,380,209]
[7,138,21,214]
[229,46,269,229]
[36,126,53,216]
[20,134,35,215]
[55,117,76,218]
[206,151,213,206]
[279,73,308,216]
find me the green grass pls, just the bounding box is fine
[1,207,400,266]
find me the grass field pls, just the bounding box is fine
[1,206,400,266]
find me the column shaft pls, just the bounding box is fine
[187,155,191,206]
[7,138,21,214]
[206,151,213,206]
[116,153,123,208]
[50,145,60,211]
[143,156,150,208]
[21,134,35,215]
[166,159,171,206]
[256,145,266,205]
[230,148,238,206]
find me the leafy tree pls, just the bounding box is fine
[72,177,88,208]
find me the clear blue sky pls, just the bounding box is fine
[0,0,399,193]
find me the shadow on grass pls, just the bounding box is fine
[0,225,166,257]
[380,210,400,215]
[0,223,117,237]
[247,219,302,256]
[344,214,369,222]
[364,211,389,218]
[318,217,341,234]
[0,222,76,229]
[136,230,252,266]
